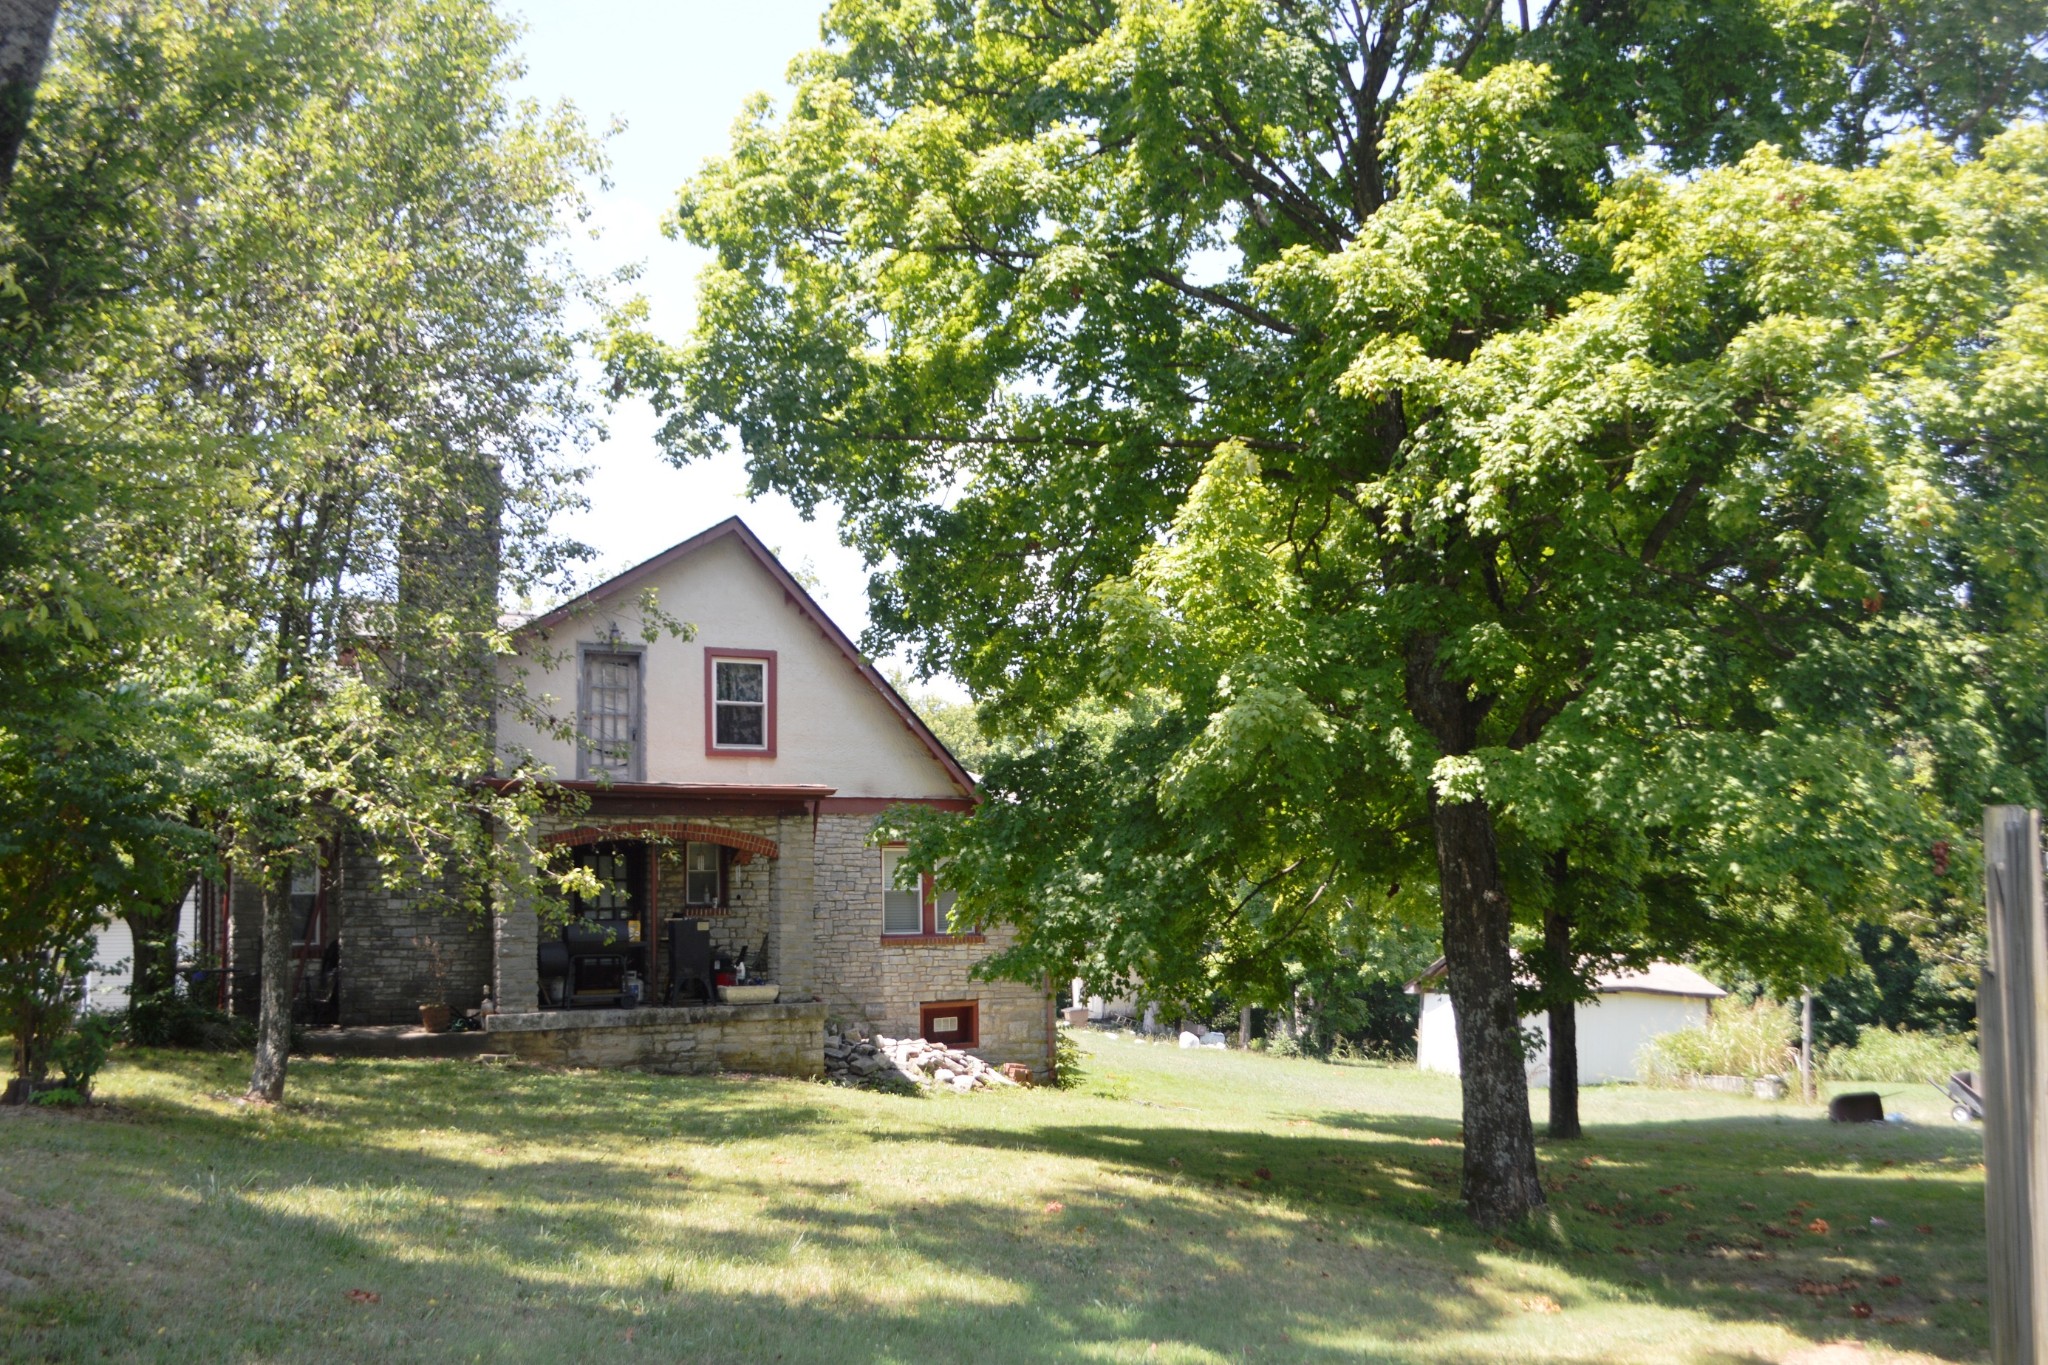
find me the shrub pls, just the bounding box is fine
[1052,1026,1084,1089]
[1259,978,1423,1062]
[125,988,253,1051]
[1641,999,1797,1085]
[1265,1021,1306,1058]
[1819,1026,1978,1083]
[37,1011,120,1103]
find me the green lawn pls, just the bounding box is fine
[0,1032,1989,1363]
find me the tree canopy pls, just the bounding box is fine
[626,0,2048,1224]
[0,0,607,1101]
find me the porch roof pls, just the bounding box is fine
[482,776,835,812]
[543,818,782,862]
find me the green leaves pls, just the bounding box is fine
[641,0,2048,1029]
[0,2,609,1090]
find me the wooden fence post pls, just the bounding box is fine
[1981,806,2048,1364]
[1800,987,1814,1103]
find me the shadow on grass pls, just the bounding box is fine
[882,1109,1987,1362]
[0,1052,1990,1363]
[3,1075,1507,1361]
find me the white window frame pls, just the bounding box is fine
[881,847,924,936]
[684,841,723,908]
[707,653,772,753]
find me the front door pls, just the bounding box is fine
[569,842,648,1002]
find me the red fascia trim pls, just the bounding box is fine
[542,820,781,861]
[511,516,978,799]
[816,796,976,814]
[480,777,833,801]
[704,647,777,758]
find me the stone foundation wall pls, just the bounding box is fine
[811,813,1050,1073]
[484,1002,826,1077]
[225,844,491,1027]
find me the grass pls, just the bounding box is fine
[0,1031,1989,1364]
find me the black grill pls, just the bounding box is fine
[666,919,714,1005]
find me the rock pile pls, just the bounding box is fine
[824,1024,1021,1091]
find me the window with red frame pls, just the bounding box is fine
[705,650,775,754]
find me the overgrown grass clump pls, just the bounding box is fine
[1821,1025,1978,1083]
[1639,998,1797,1083]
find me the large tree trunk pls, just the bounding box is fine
[246,872,293,1102]
[1544,873,1581,1140]
[1408,632,1546,1225]
[0,0,61,194]
[1434,796,1547,1225]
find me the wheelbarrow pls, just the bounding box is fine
[1935,1069,1983,1124]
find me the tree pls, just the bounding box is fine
[0,0,60,192]
[623,0,2048,1224]
[0,2,275,1098]
[5,0,605,1104]
[0,687,209,1097]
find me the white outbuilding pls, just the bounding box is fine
[1408,958,1726,1085]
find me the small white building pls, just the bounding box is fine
[82,890,205,1014]
[1409,958,1725,1085]
[1070,976,1141,1023]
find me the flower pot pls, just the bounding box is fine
[418,1003,451,1033]
[717,983,780,1005]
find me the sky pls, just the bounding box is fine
[505,2,910,665]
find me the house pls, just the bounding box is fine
[82,885,223,1014]
[1408,958,1725,1085]
[221,516,1052,1077]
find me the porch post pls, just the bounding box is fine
[772,812,818,998]
[495,838,541,1013]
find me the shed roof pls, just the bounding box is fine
[1404,956,1726,999]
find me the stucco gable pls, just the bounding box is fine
[504,518,973,800]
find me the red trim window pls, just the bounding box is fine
[920,1000,979,1049]
[704,649,777,756]
[881,846,959,937]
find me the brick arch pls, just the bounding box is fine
[541,820,779,865]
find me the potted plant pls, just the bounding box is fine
[413,935,451,1032]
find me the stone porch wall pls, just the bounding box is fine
[811,812,1050,1072]
[228,874,263,1017]
[334,837,492,1026]
[484,1001,826,1077]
